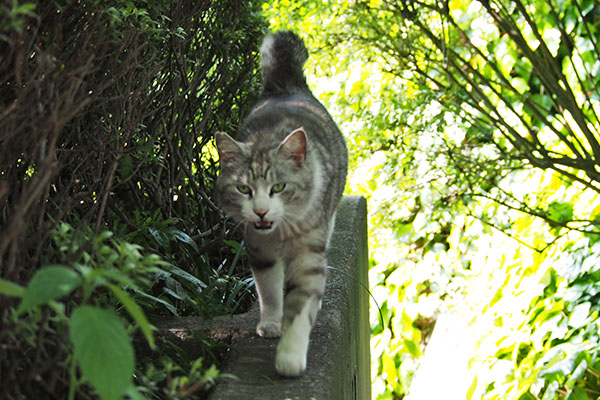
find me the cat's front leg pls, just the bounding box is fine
[275,253,327,377]
[276,295,321,376]
[251,259,284,338]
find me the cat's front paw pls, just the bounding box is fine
[275,346,306,377]
[256,320,281,338]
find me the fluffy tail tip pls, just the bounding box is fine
[260,31,309,94]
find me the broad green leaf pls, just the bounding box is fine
[172,229,199,252]
[580,0,595,16]
[400,311,414,334]
[547,201,574,225]
[134,288,179,316]
[162,264,207,289]
[17,266,81,315]
[94,268,136,289]
[108,284,155,349]
[16,3,37,14]
[511,77,529,95]
[148,227,169,248]
[568,386,591,400]
[0,278,25,297]
[70,306,134,400]
[404,338,422,358]
[381,351,398,384]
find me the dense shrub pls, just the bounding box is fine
[0,0,266,398]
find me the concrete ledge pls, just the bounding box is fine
[157,195,370,399]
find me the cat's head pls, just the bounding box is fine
[214,127,314,235]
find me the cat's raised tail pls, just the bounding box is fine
[260,31,310,95]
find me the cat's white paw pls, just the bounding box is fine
[275,345,306,377]
[256,320,281,338]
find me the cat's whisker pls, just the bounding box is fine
[278,221,290,240]
[281,214,302,238]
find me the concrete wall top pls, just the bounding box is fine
[158,195,370,400]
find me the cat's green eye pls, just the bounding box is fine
[270,183,286,194]
[237,185,252,195]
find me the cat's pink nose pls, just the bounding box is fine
[254,209,268,219]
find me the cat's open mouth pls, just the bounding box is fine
[254,221,273,230]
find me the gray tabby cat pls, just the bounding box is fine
[214,31,347,377]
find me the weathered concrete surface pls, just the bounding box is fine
[157,195,370,400]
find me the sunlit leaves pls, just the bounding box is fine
[471,239,600,399]
[262,1,600,398]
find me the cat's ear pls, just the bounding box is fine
[215,132,243,165]
[279,127,306,167]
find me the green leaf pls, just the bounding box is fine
[16,3,37,14]
[381,351,398,384]
[547,201,574,225]
[17,266,81,315]
[163,264,207,289]
[148,227,169,248]
[466,375,478,400]
[70,306,134,400]
[108,284,155,350]
[580,0,595,16]
[133,287,179,316]
[567,386,591,400]
[172,229,199,252]
[511,77,529,95]
[542,268,558,297]
[0,278,25,297]
[124,386,147,400]
[404,338,422,358]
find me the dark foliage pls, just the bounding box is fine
[0,0,266,398]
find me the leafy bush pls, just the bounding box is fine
[473,239,600,399]
[0,0,266,398]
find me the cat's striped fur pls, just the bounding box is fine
[215,31,347,377]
